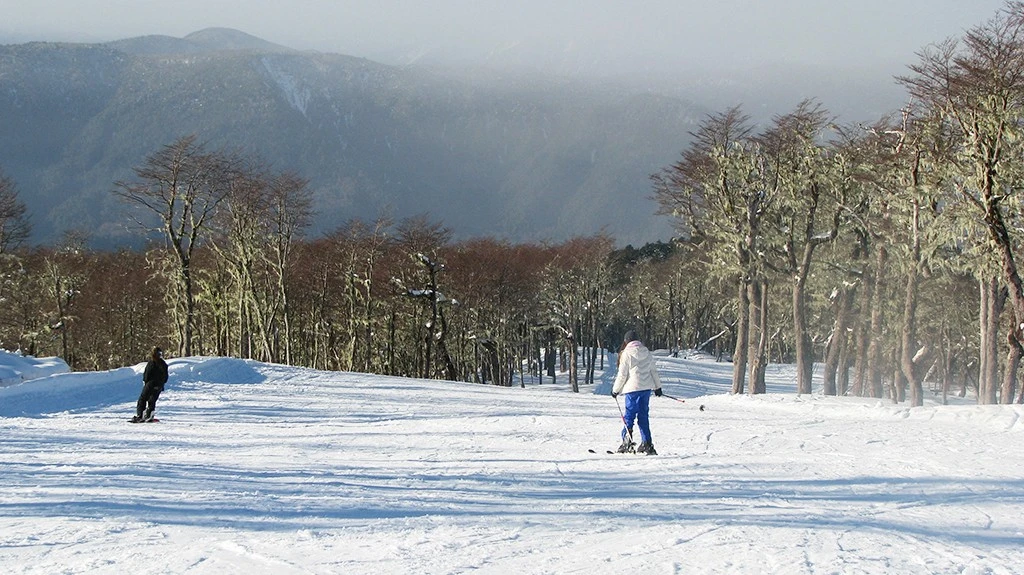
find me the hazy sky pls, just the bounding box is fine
[0,0,1011,75]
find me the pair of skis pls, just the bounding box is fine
[587,447,652,455]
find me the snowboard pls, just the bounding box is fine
[128,418,160,423]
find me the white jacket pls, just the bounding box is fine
[612,341,662,395]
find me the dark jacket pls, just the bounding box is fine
[143,358,169,389]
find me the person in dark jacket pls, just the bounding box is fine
[132,346,168,422]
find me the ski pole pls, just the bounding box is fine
[660,393,686,403]
[614,394,635,446]
[660,393,705,411]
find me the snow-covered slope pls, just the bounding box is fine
[0,349,69,387]
[0,351,1021,574]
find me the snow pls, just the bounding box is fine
[0,349,70,387]
[261,57,312,117]
[0,350,1022,574]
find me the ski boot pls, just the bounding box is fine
[636,441,657,455]
[616,439,636,453]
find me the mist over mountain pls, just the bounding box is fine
[106,27,295,56]
[0,28,718,248]
[1,25,917,248]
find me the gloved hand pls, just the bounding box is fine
[654,388,663,397]
[610,391,618,398]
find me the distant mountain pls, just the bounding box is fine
[0,29,700,247]
[106,28,294,56]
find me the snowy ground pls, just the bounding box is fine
[0,350,1022,574]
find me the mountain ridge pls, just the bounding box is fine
[1,29,698,247]
[105,27,295,56]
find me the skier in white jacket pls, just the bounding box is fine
[611,330,662,455]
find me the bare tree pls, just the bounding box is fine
[759,100,845,395]
[42,234,88,364]
[539,256,583,393]
[208,164,272,360]
[0,169,31,254]
[395,216,454,380]
[114,135,238,356]
[266,171,313,365]
[652,107,767,394]
[900,3,1024,403]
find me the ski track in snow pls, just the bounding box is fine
[0,352,1022,574]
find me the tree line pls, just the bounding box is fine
[0,137,706,391]
[653,2,1024,406]
[3,3,1024,406]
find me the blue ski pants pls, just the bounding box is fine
[621,389,652,443]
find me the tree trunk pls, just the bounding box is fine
[984,186,1024,404]
[748,278,768,394]
[837,330,852,396]
[545,329,556,380]
[979,278,990,403]
[588,340,598,386]
[345,272,358,371]
[280,276,292,366]
[732,275,750,394]
[823,284,855,396]
[980,278,1003,404]
[568,335,579,393]
[901,201,926,407]
[436,305,457,381]
[177,260,195,356]
[755,283,769,394]
[866,245,888,399]
[1002,330,1021,404]
[534,331,543,384]
[941,348,954,406]
[851,265,873,397]
[387,311,396,376]
[363,288,374,373]
[793,244,817,395]
[586,307,597,385]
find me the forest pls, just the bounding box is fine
[4,3,1024,406]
